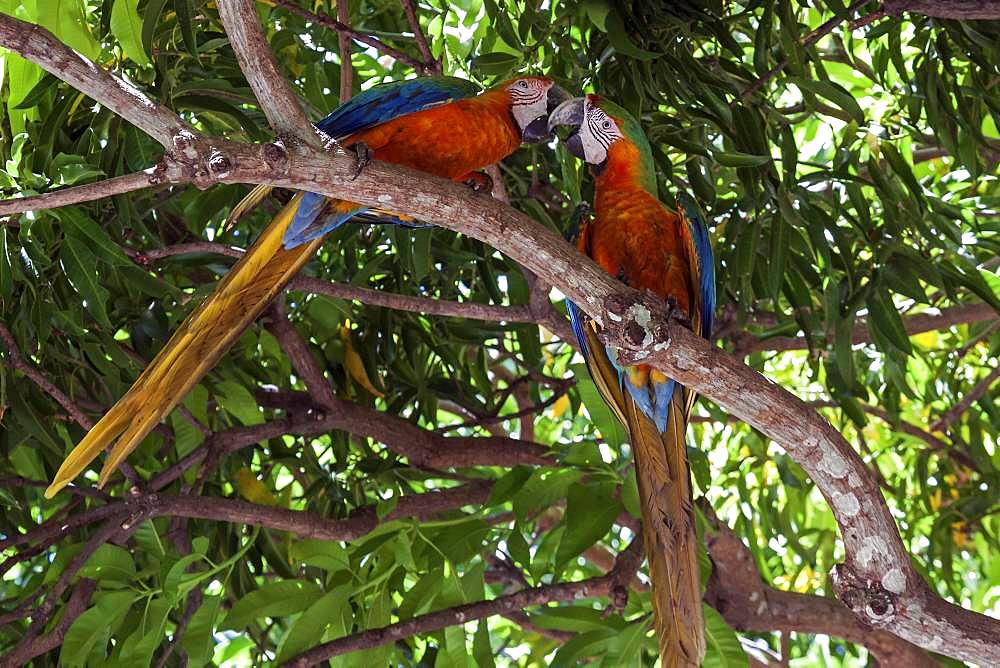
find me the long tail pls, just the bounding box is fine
[626,397,705,666]
[45,192,325,497]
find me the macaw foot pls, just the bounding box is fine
[664,295,693,330]
[350,141,374,181]
[461,171,494,193]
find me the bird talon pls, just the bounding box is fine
[462,171,493,193]
[351,141,374,181]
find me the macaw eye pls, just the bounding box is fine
[518,80,529,88]
[601,120,613,130]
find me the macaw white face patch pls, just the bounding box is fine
[578,98,623,165]
[508,78,551,133]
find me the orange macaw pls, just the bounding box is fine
[549,95,716,666]
[46,75,570,497]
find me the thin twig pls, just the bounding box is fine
[338,0,354,102]
[931,365,1000,433]
[739,0,872,101]
[0,322,94,429]
[400,0,440,73]
[0,167,175,216]
[269,0,432,73]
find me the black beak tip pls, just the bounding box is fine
[522,116,551,144]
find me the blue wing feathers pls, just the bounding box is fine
[285,77,481,248]
[677,192,716,340]
[315,77,480,139]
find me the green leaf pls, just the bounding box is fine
[78,543,136,584]
[712,150,772,167]
[570,363,628,447]
[60,591,139,667]
[222,580,325,630]
[56,208,130,267]
[605,10,658,60]
[181,596,222,666]
[215,380,265,425]
[60,235,112,328]
[111,0,151,66]
[555,482,621,569]
[867,287,913,357]
[472,618,495,668]
[470,52,520,76]
[275,585,351,663]
[0,227,12,298]
[36,0,100,60]
[788,77,865,123]
[702,605,749,667]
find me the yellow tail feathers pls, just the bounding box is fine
[579,321,705,666]
[46,193,324,497]
[627,399,705,667]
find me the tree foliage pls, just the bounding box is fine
[0,0,998,666]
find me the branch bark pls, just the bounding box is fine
[0,16,191,150]
[0,167,177,216]
[215,0,321,149]
[931,364,1000,433]
[883,0,1000,19]
[703,511,935,667]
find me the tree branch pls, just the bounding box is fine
[739,0,871,100]
[268,0,432,73]
[703,510,935,667]
[333,0,353,106]
[931,364,1000,433]
[400,0,440,73]
[0,579,97,668]
[0,167,178,216]
[0,16,191,150]
[0,322,94,430]
[215,0,322,149]
[283,537,643,667]
[883,0,1000,19]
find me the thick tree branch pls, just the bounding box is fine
[703,511,935,667]
[883,0,1000,19]
[215,0,322,149]
[0,16,191,150]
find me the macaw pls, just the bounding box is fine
[549,95,715,666]
[46,75,570,498]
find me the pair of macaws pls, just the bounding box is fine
[46,75,714,666]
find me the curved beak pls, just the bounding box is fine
[547,97,585,133]
[522,84,574,143]
[547,97,587,159]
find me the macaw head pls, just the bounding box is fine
[547,94,656,190]
[500,76,572,144]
